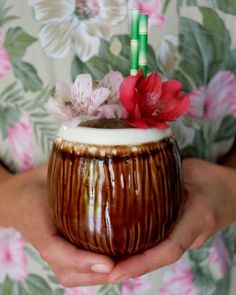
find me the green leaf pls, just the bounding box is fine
[224,48,236,75]
[1,277,13,295]
[11,282,28,295]
[0,0,18,26]
[25,244,46,266]
[26,274,52,295]
[163,0,172,14]
[48,275,59,284]
[180,145,198,159]
[147,44,159,73]
[12,61,43,92]
[0,105,21,138]
[176,9,231,90]
[4,27,37,61]
[214,0,236,15]
[71,55,110,81]
[189,242,211,263]
[181,128,210,160]
[200,7,231,77]
[31,121,58,154]
[192,265,215,293]
[214,115,236,141]
[98,35,130,76]
[54,288,65,295]
[177,17,214,89]
[176,0,197,11]
[1,82,18,97]
[98,284,121,295]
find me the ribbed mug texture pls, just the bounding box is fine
[48,135,184,257]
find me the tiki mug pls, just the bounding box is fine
[48,125,184,257]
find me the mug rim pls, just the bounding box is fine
[58,124,172,145]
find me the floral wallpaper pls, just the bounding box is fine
[1,0,236,294]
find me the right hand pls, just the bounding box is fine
[0,166,115,287]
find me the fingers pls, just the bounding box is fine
[40,235,115,274]
[109,200,204,282]
[52,271,110,288]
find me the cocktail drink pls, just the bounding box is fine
[47,124,184,257]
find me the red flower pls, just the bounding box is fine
[120,70,190,129]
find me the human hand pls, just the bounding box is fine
[0,166,115,287]
[108,158,236,283]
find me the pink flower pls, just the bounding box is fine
[0,31,11,78]
[208,236,229,279]
[121,275,151,295]
[7,114,35,171]
[46,72,125,126]
[159,261,197,295]
[120,70,190,129]
[0,227,28,283]
[65,287,93,295]
[129,0,166,28]
[188,71,236,120]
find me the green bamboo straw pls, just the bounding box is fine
[138,14,148,77]
[130,8,140,76]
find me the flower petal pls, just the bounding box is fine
[85,21,111,39]
[206,71,236,119]
[120,70,143,113]
[125,118,149,129]
[99,71,123,103]
[39,22,73,58]
[45,96,70,120]
[28,0,75,23]
[7,114,35,172]
[73,24,100,62]
[187,86,206,118]
[100,0,127,25]
[0,48,11,78]
[98,104,123,119]
[55,82,71,101]
[88,87,110,114]
[144,117,169,129]
[157,93,190,121]
[137,72,162,113]
[71,74,93,113]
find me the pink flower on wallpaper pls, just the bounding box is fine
[208,236,229,280]
[121,275,150,295]
[129,0,166,28]
[188,71,236,120]
[0,227,28,283]
[0,31,11,78]
[7,114,35,171]
[65,287,93,295]
[159,261,197,295]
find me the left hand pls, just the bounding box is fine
[108,158,236,283]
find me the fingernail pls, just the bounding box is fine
[114,276,129,283]
[91,264,112,273]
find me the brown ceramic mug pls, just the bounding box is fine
[47,125,185,257]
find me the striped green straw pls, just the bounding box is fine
[130,8,140,76]
[138,14,148,77]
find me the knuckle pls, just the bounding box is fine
[57,272,72,288]
[40,248,51,262]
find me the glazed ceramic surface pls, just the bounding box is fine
[48,126,184,257]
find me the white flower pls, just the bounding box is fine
[28,0,127,61]
[46,71,124,126]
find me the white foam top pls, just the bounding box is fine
[58,124,172,145]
